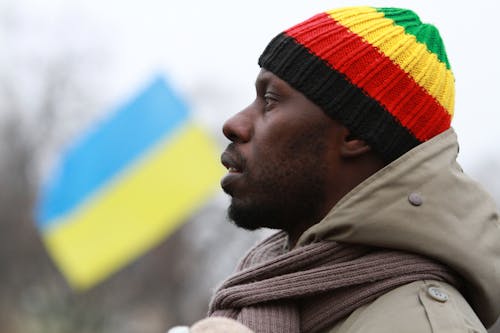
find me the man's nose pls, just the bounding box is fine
[222,107,253,143]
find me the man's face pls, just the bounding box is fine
[220,69,340,232]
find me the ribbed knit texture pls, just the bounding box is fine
[258,7,454,162]
[209,232,459,333]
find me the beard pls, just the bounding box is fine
[226,130,330,233]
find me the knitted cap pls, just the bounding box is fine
[259,7,454,162]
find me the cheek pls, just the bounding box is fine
[252,129,329,179]
[248,114,333,174]
[249,132,290,171]
[252,119,298,155]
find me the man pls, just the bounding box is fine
[186,6,500,333]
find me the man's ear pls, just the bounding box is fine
[340,132,372,158]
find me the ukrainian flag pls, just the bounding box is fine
[36,77,223,290]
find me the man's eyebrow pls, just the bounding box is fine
[255,74,270,90]
[255,72,289,93]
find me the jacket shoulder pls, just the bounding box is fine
[324,280,486,333]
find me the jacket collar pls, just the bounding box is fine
[298,128,500,327]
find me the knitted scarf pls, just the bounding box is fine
[209,231,459,333]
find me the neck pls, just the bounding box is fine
[285,153,386,249]
[287,231,301,249]
[286,213,327,249]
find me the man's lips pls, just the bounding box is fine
[220,147,245,191]
[221,159,240,173]
[220,148,244,173]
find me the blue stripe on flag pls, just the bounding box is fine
[37,77,189,229]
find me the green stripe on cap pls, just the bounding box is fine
[377,7,451,69]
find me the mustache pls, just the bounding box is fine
[221,143,246,171]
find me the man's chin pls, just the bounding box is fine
[227,204,262,231]
[230,219,262,231]
[226,201,284,231]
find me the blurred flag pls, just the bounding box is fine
[36,76,223,290]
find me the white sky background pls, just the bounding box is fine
[2,0,500,173]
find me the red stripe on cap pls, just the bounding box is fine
[286,13,451,141]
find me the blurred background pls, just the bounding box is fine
[0,0,499,332]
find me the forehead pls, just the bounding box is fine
[255,68,293,92]
[255,68,337,127]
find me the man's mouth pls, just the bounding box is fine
[221,160,242,174]
[220,148,244,174]
[220,147,245,191]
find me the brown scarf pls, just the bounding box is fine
[209,231,459,333]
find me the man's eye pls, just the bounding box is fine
[263,93,278,111]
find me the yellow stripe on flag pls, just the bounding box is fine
[43,123,224,290]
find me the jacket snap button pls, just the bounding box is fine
[408,192,423,206]
[427,287,448,302]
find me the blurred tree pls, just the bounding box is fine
[0,3,264,333]
[0,3,108,332]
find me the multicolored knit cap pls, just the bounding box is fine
[259,7,454,162]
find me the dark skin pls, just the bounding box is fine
[221,69,385,247]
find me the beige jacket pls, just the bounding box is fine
[188,128,500,332]
[298,128,500,332]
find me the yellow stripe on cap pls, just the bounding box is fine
[327,7,455,116]
[43,123,224,290]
